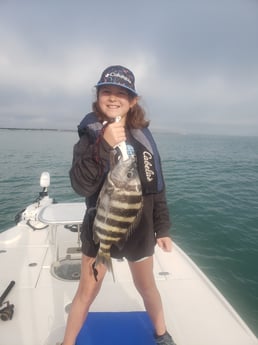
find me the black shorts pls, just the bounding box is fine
[80,208,156,262]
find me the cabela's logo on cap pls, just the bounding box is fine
[96,65,137,95]
[103,71,133,85]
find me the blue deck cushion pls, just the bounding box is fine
[76,311,156,345]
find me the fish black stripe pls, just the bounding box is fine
[98,206,141,218]
[108,206,139,215]
[111,194,142,203]
[95,226,128,238]
[101,237,124,245]
[97,219,132,230]
[98,207,141,219]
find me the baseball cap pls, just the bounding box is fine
[96,65,137,96]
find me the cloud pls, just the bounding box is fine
[0,0,258,135]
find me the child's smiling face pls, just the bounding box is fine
[97,85,137,122]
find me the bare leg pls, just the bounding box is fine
[128,256,167,336]
[62,255,107,345]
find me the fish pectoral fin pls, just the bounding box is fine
[116,229,134,249]
[125,224,136,241]
[126,205,143,239]
[116,207,143,249]
[116,237,127,251]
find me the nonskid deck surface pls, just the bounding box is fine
[1,214,258,345]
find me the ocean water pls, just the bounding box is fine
[0,129,258,335]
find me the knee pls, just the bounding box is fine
[75,277,103,306]
[133,279,156,299]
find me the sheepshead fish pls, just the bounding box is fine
[93,152,143,278]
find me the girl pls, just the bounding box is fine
[62,65,176,345]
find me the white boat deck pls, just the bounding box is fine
[0,202,257,345]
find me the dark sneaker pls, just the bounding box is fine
[155,331,177,345]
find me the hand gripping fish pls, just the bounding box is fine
[92,117,143,281]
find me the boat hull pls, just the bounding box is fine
[0,202,257,345]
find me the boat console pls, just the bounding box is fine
[38,202,86,281]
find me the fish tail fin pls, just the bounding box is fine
[95,252,115,282]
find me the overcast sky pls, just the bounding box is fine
[0,0,258,136]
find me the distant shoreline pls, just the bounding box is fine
[0,127,76,132]
[0,127,184,136]
[0,127,182,135]
[0,127,257,137]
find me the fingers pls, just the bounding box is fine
[157,237,173,252]
[103,122,126,147]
